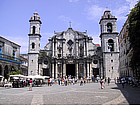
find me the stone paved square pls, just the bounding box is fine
[0,82,139,105]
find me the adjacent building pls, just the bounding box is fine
[0,36,21,79]
[118,18,134,78]
[0,36,28,79]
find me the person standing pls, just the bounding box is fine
[80,77,83,86]
[107,77,111,85]
[121,78,125,88]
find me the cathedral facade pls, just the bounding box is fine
[44,27,102,79]
[28,11,119,79]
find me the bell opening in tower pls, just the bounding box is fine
[66,64,75,77]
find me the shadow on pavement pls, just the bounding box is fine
[114,83,140,105]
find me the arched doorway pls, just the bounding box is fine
[4,65,9,79]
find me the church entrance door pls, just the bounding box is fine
[93,68,99,77]
[66,64,75,77]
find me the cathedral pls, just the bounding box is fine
[28,10,119,79]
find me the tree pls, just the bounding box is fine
[9,70,21,75]
[128,1,140,77]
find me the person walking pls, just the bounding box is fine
[100,79,104,89]
[29,78,33,91]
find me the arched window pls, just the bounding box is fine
[107,23,112,33]
[33,26,36,34]
[32,42,35,49]
[108,39,114,52]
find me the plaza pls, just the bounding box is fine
[0,82,140,105]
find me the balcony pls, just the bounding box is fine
[0,53,21,64]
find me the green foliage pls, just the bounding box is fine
[9,70,21,75]
[128,1,140,74]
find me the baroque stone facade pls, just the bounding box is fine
[44,27,101,79]
[28,11,120,79]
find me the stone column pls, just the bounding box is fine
[84,62,86,78]
[76,40,79,57]
[87,63,89,78]
[52,64,54,78]
[55,63,58,79]
[84,44,86,57]
[90,63,92,77]
[52,40,54,57]
[76,63,79,79]
[63,63,66,77]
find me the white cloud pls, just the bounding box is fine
[91,34,101,45]
[5,33,53,54]
[58,15,82,30]
[86,5,105,21]
[126,0,138,9]
[113,5,129,21]
[86,0,139,22]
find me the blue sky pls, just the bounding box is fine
[0,0,138,53]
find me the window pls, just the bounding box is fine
[33,26,36,34]
[0,41,4,54]
[67,40,73,46]
[32,43,35,49]
[0,47,2,55]
[44,59,48,65]
[79,44,84,57]
[13,50,16,57]
[108,39,114,52]
[107,23,112,33]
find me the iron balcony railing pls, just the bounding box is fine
[0,53,21,64]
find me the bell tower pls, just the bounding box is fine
[28,12,42,76]
[99,10,119,79]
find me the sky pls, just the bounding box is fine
[0,0,139,54]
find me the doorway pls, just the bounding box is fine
[66,64,75,77]
[93,68,99,77]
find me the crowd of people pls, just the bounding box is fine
[1,74,140,91]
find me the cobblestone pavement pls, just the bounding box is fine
[0,82,139,105]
